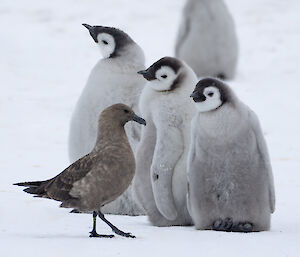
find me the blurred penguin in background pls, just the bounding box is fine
[175,0,238,80]
[69,24,146,215]
[133,57,197,226]
[188,78,275,232]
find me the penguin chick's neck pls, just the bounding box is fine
[106,42,145,68]
[197,102,243,139]
[94,118,129,150]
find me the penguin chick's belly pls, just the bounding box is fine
[192,145,270,230]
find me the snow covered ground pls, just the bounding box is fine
[1,0,300,256]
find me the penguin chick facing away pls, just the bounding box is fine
[15,104,146,238]
[133,57,197,226]
[69,24,146,215]
[175,0,238,79]
[187,78,275,232]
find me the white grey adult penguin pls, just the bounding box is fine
[133,57,197,226]
[187,78,275,232]
[68,24,146,215]
[175,0,238,80]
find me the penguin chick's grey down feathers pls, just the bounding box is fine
[187,78,275,232]
[68,24,146,215]
[133,57,197,226]
[175,0,238,79]
[15,104,146,238]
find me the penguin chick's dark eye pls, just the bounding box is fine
[102,40,108,45]
[208,92,214,97]
[161,74,167,79]
[123,109,129,113]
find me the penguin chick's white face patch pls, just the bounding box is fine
[96,33,116,58]
[149,66,177,91]
[195,87,222,112]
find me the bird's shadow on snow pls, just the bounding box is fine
[11,233,91,239]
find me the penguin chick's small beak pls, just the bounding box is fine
[132,115,146,126]
[137,70,153,81]
[190,92,206,102]
[137,70,147,76]
[82,23,98,42]
[82,23,93,31]
[190,92,198,98]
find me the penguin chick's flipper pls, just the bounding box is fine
[213,218,233,231]
[150,119,183,221]
[97,211,135,238]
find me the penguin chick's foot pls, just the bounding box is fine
[231,222,253,233]
[213,218,233,231]
[98,211,136,238]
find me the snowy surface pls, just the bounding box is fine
[1,0,300,256]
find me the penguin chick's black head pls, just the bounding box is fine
[190,78,231,112]
[82,24,134,58]
[100,104,146,127]
[137,57,184,92]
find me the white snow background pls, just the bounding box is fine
[1,0,300,256]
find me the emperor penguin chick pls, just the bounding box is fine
[133,57,197,226]
[175,0,238,79]
[69,24,146,215]
[188,78,275,232]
